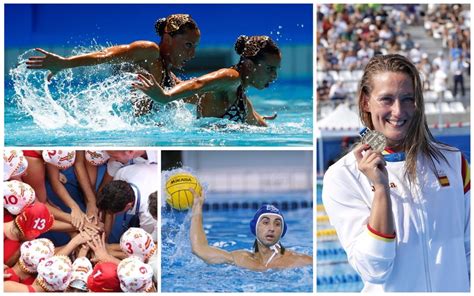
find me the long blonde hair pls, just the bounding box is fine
[357,54,448,182]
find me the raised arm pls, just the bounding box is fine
[190,189,235,265]
[26,41,160,81]
[133,68,241,104]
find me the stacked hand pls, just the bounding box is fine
[87,233,119,264]
[71,207,88,230]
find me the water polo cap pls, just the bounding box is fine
[36,255,73,291]
[3,150,27,180]
[4,180,36,215]
[87,262,121,292]
[249,204,287,238]
[70,257,93,291]
[120,227,156,261]
[85,150,110,166]
[19,238,55,273]
[15,202,54,240]
[42,150,76,169]
[117,257,154,292]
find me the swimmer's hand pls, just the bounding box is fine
[70,206,87,230]
[190,188,205,209]
[26,48,67,81]
[132,73,170,104]
[354,143,389,187]
[87,232,120,265]
[262,113,277,120]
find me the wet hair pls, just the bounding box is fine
[253,240,285,255]
[97,180,135,213]
[148,191,157,220]
[358,54,450,182]
[235,35,280,63]
[155,14,199,37]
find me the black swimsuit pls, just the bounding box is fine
[221,86,248,123]
[132,61,175,116]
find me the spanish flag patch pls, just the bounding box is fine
[438,175,450,187]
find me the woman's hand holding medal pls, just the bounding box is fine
[354,128,389,189]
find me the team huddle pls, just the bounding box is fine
[3,150,158,292]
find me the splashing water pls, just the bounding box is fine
[10,48,197,131]
[6,47,313,146]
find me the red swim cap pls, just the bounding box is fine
[14,202,54,240]
[87,262,121,292]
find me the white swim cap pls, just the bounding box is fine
[117,257,154,292]
[42,150,76,169]
[85,150,110,166]
[36,255,73,291]
[120,227,156,262]
[3,180,36,215]
[3,150,27,180]
[19,238,55,273]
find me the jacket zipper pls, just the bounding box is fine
[414,182,432,291]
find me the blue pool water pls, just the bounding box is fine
[5,49,312,147]
[161,202,313,292]
[316,184,363,292]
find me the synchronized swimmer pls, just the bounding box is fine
[26,14,277,126]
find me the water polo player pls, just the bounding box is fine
[26,14,200,115]
[133,35,280,126]
[189,189,312,270]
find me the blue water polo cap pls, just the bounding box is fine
[250,204,287,238]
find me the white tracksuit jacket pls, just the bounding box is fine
[322,147,470,292]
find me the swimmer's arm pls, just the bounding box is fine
[64,41,160,66]
[98,171,114,193]
[103,212,115,242]
[63,41,160,67]
[291,252,313,267]
[46,164,86,229]
[45,200,72,223]
[50,219,76,232]
[170,71,183,84]
[134,68,240,104]
[55,231,92,256]
[21,154,48,203]
[27,41,160,81]
[74,151,99,222]
[190,190,234,265]
[245,99,268,127]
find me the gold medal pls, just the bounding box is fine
[359,127,387,152]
